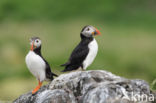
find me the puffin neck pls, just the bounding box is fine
[33,46,42,56]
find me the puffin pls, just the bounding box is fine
[25,37,57,94]
[61,25,101,72]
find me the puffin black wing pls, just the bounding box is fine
[61,37,93,72]
[41,57,58,80]
[45,62,58,80]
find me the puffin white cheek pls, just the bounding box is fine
[86,31,93,36]
[33,42,40,47]
[90,29,94,33]
[82,31,92,37]
[36,43,41,47]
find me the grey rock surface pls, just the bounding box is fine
[14,70,155,103]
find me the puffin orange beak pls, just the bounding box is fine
[95,28,101,35]
[92,28,101,36]
[31,41,34,51]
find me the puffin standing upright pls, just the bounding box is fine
[25,37,57,94]
[61,25,101,72]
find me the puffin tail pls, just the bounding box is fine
[60,61,70,67]
[48,72,58,81]
[61,61,75,72]
[51,72,58,77]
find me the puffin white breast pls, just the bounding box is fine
[25,51,46,82]
[83,38,98,70]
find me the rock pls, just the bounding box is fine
[14,70,155,103]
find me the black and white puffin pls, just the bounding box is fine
[61,25,101,72]
[25,37,57,94]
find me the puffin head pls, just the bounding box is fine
[81,25,101,38]
[29,37,41,51]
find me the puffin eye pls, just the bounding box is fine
[36,40,39,43]
[87,28,90,31]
